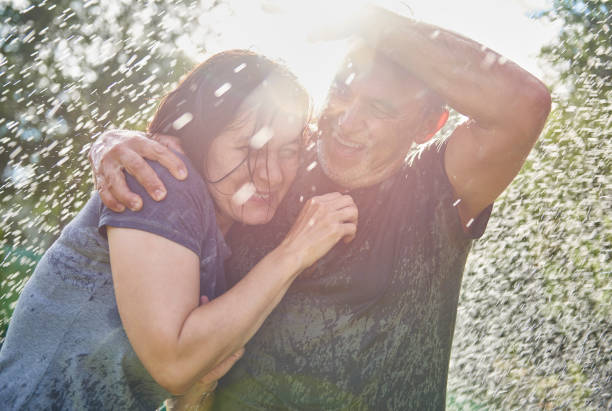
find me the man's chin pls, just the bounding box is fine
[318,158,365,190]
[318,152,399,191]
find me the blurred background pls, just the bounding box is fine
[0,0,609,408]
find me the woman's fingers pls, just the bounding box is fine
[323,195,358,243]
[341,222,358,244]
[335,204,358,225]
[282,193,359,270]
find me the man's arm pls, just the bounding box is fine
[360,7,551,226]
[89,130,188,212]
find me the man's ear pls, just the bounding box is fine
[416,109,449,143]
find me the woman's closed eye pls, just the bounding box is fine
[279,146,299,159]
[236,144,250,153]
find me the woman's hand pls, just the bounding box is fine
[108,196,356,396]
[279,192,358,272]
[164,295,245,411]
[89,129,188,212]
[164,347,244,411]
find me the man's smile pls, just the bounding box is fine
[329,131,368,159]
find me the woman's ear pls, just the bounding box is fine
[417,109,449,143]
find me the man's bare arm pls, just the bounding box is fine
[88,130,188,212]
[360,6,552,225]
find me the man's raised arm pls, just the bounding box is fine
[360,6,551,226]
[88,130,188,212]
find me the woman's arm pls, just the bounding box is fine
[108,192,357,395]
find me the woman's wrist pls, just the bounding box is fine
[164,380,217,411]
[269,242,305,281]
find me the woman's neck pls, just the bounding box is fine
[215,211,233,236]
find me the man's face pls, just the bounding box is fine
[317,50,439,190]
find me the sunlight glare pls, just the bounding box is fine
[177,0,557,111]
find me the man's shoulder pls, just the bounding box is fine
[405,140,446,175]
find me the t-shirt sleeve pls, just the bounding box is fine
[412,140,493,240]
[98,158,210,258]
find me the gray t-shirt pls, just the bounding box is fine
[216,142,491,410]
[0,155,229,410]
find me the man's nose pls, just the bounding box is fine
[337,101,365,134]
[254,152,283,189]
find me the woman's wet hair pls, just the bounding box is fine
[148,50,311,180]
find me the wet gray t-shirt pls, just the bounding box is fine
[217,142,491,410]
[0,155,229,410]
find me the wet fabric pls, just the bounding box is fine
[217,142,491,410]
[0,154,229,410]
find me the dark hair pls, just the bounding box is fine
[148,50,311,178]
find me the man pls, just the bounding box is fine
[91,7,550,409]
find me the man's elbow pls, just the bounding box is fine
[522,78,552,141]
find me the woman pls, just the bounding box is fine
[0,50,358,410]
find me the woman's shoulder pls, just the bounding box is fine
[135,152,216,216]
[98,152,218,259]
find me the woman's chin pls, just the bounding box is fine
[236,206,276,226]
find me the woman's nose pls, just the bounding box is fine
[254,152,283,189]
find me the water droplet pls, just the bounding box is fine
[250,126,274,149]
[232,182,255,206]
[172,112,193,130]
[214,82,232,97]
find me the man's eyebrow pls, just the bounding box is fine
[366,97,399,115]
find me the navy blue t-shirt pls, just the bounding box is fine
[99,152,230,299]
[217,142,492,410]
[0,153,229,410]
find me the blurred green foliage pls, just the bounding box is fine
[449,0,611,409]
[0,0,223,342]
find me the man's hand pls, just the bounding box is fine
[306,3,374,43]
[89,130,188,212]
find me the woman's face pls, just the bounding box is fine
[204,84,306,229]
